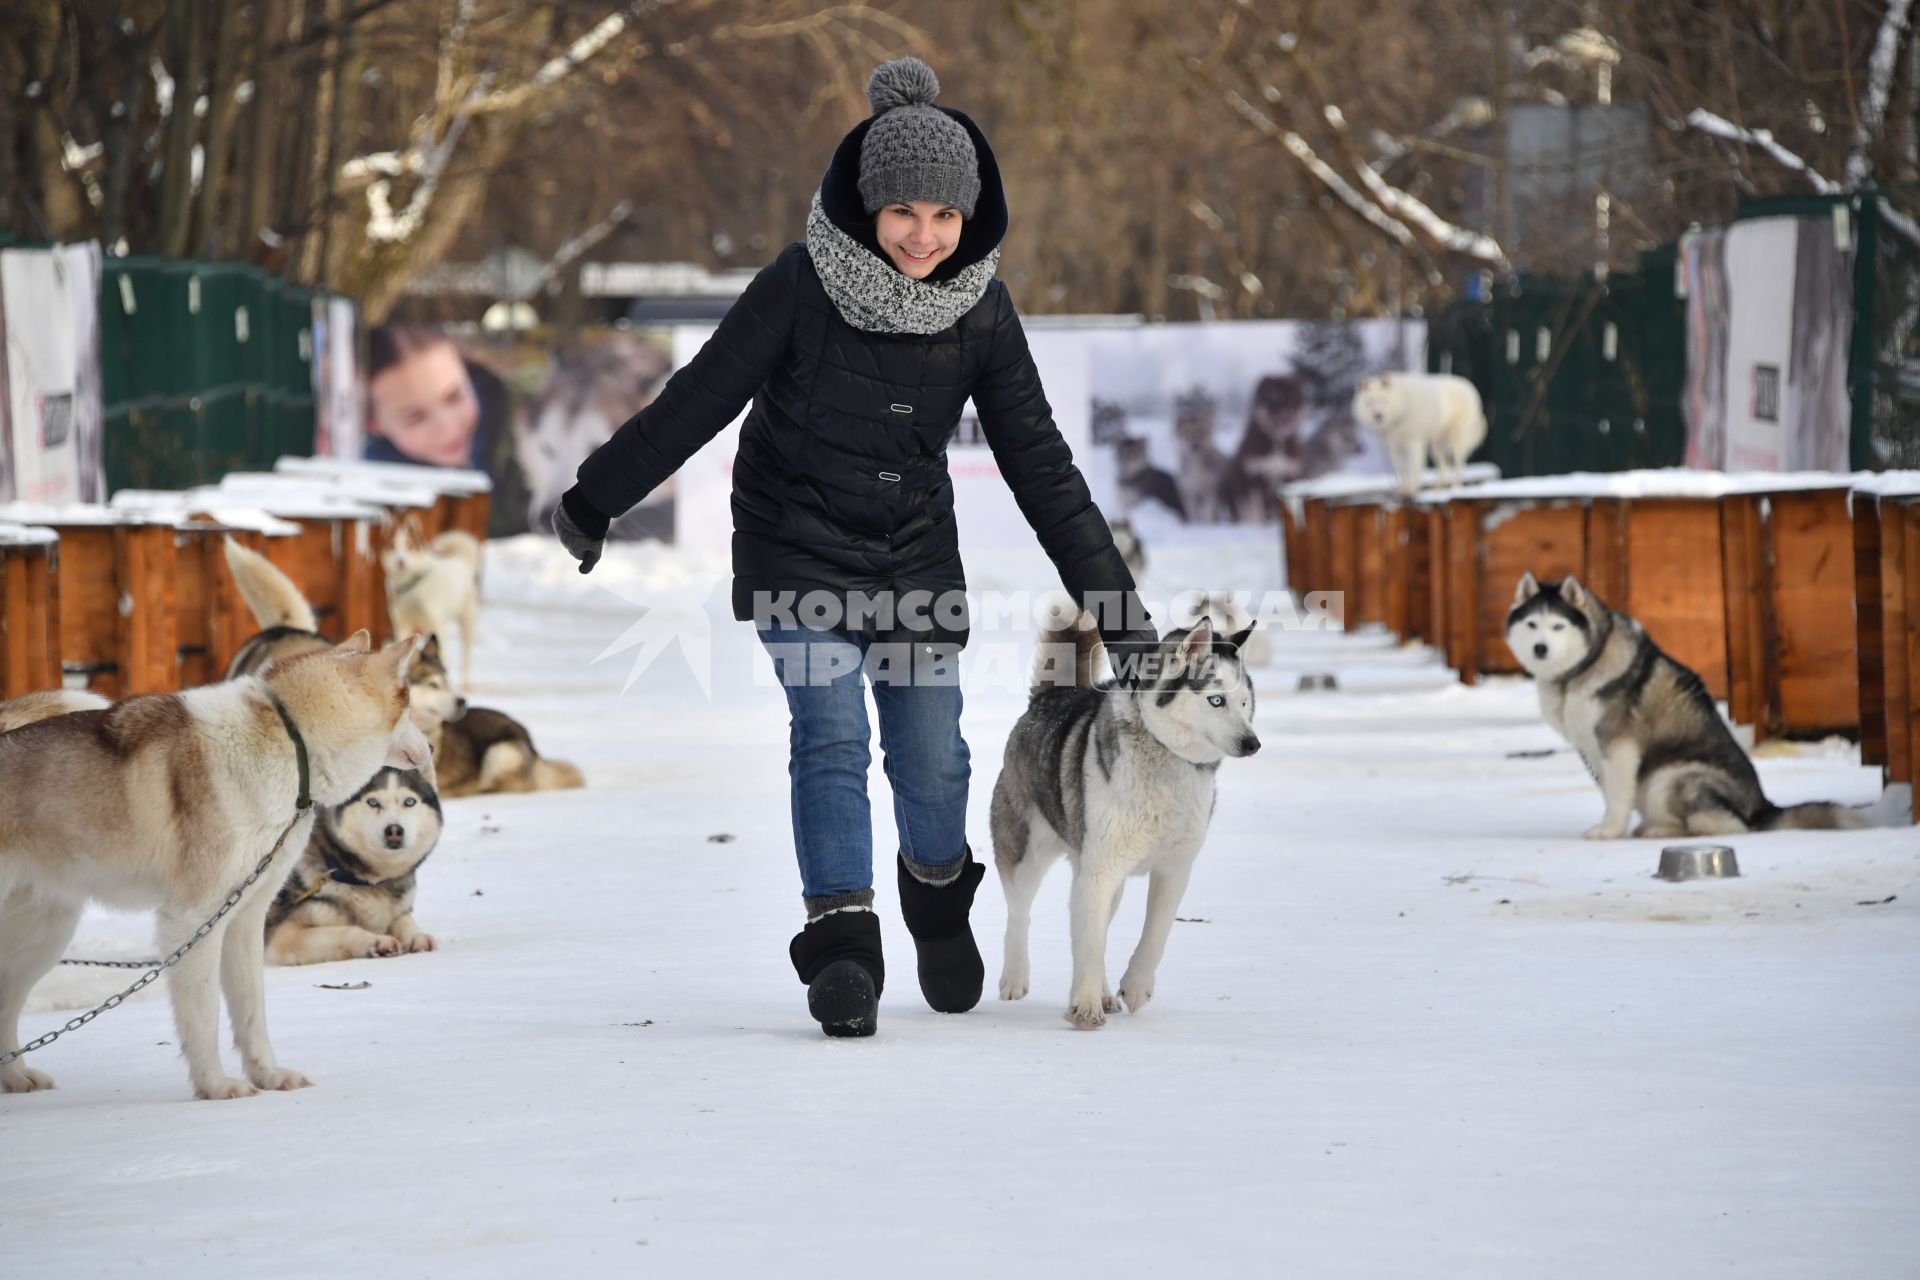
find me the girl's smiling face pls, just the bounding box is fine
[875,200,963,279]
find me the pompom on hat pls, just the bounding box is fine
[856,57,981,218]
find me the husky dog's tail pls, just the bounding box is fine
[532,757,586,790]
[224,537,317,632]
[1031,607,1106,693]
[1756,800,1878,831]
[431,530,483,573]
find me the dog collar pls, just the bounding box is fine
[322,850,376,887]
[264,689,313,811]
[389,567,434,594]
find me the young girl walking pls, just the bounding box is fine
[555,57,1154,1037]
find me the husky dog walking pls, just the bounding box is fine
[0,634,429,1099]
[267,767,442,966]
[1506,573,1872,838]
[992,612,1260,1028]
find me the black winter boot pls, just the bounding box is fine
[789,908,885,1038]
[897,851,986,1014]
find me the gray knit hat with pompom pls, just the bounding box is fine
[856,57,980,218]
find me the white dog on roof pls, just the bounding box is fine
[1351,372,1487,495]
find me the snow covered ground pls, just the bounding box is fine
[6,526,1917,1277]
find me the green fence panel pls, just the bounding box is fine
[103,396,208,493]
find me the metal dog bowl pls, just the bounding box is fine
[1296,672,1340,693]
[1655,844,1740,882]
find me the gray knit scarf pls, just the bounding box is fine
[804,192,1000,335]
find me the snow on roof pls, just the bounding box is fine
[180,485,387,521]
[0,521,58,547]
[107,491,304,536]
[1281,463,1501,502]
[0,502,170,528]
[275,455,493,496]
[1422,468,1909,503]
[217,471,438,509]
[1848,470,1920,498]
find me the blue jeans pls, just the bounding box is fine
[756,625,971,905]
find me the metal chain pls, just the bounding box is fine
[59,957,164,969]
[0,815,305,1071]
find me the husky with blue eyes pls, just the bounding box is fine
[1505,572,1872,839]
[991,610,1261,1029]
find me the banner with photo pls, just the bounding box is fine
[1076,318,1426,524]
[359,324,673,537]
[0,242,105,504]
[1683,214,1855,472]
[313,296,361,462]
[669,317,1420,552]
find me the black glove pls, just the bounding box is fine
[1103,628,1164,687]
[552,486,610,575]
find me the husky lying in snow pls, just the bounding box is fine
[267,767,442,965]
[0,634,429,1099]
[228,534,580,799]
[992,611,1260,1028]
[1506,572,1873,838]
[404,638,585,798]
[383,517,482,689]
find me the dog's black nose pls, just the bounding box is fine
[1238,736,1261,756]
[1533,643,1548,659]
[384,823,406,847]
[453,698,469,718]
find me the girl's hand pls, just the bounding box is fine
[552,487,609,575]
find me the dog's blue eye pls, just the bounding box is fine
[404,798,417,807]
[1207,694,1226,707]
[367,799,380,810]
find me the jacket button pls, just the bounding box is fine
[879,471,901,482]
[890,404,913,414]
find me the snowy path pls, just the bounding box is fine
[5,530,1917,1277]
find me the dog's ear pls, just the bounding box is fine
[1513,571,1540,606]
[1220,620,1257,654]
[422,633,442,661]
[335,629,374,654]
[1560,575,1588,608]
[370,635,424,692]
[1171,619,1213,674]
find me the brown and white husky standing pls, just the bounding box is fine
[0,634,430,1100]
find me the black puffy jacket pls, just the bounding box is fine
[574,106,1148,650]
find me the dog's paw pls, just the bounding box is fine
[1064,992,1108,1029]
[1117,973,1154,1013]
[1102,989,1121,1014]
[247,1065,313,1092]
[403,933,437,954]
[998,972,1029,1001]
[363,935,405,958]
[194,1076,259,1101]
[1633,821,1683,839]
[2,1063,56,1093]
[1583,823,1627,840]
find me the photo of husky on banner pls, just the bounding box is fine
[1076,318,1426,524]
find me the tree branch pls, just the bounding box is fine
[1848,0,1916,185]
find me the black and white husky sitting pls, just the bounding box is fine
[265,767,443,965]
[1506,572,1873,838]
[991,610,1260,1029]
